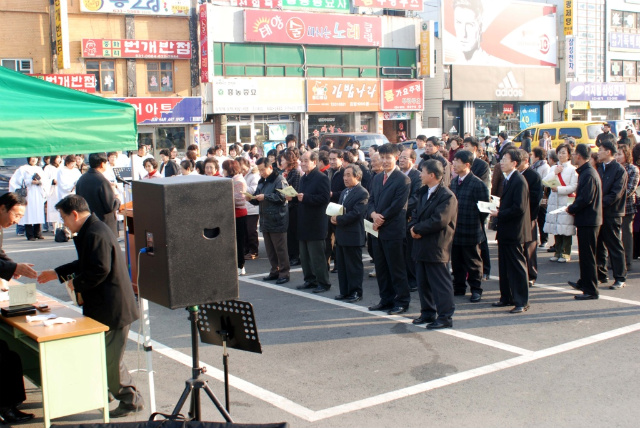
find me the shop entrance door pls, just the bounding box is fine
[226,124,253,146]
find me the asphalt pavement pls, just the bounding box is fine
[6,226,640,428]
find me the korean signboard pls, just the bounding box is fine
[233,0,283,8]
[610,32,640,52]
[80,0,190,16]
[200,4,213,83]
[442,0,557,66]
[244,10,382,47]
[381,80,423,111]
[30,74,96,93]
[568,83,627,102]
[82,39,192,59]
[307,79,380,112]
[419,21,434,78]
[564,0,573,36]
[212,78,305,113]
[112,97,203,125]
[566,35,576,79]
[282,0,349,13]
[353,0,423,11]
[54,0,70,69]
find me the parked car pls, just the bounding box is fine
[608,119,640,138]
[319,133,390,151]
[512,120,602,149]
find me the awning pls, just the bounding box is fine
[589,100,630,109]
[0,66,137,158]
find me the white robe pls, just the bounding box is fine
[56,166,82,201]
[43,164,60,221]
[9,164,50,225]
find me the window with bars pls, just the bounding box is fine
[1,59,32,74]
[147,61,174,92]
[86,60,116,93]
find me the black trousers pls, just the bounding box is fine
[372,238,410,307]
[596,216,627,282]
[0,340,26,408]
[105,325,144,409]
[367,235,375,263]
[336,245,363,297]
[497,242,529,307]
[24,224,42,240]
[403,231,417,289]
[244,215,259,255]
[451,243,483,295]
[263,232,290,278]
[577,226,600,296]
[235,216,246,269]
[524,220,538,281]
[480,226,491,275]
[300,239,330,286]
[415,261,455,322]
[287,205,299,260]
[537,205,548,243]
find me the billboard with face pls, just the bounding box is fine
[442,0,557,67]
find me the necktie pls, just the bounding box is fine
[383,173,388,185]
[341,188,351,203]
[458,177,462,186]
[602,164,606,173]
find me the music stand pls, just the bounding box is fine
[113,166,132,184]
[198,300,262,413]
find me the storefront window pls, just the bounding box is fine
[474,102,541,138]
[156,127,186,151]
[308,114,353,138]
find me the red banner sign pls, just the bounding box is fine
[199,4,210,83]
[82,39,192,59]
[381,80,423,111]
[30,74,96,93]
[113,97,203,125]
[244,9,382,47]
[353,0,423,11]
[307,79,380,112]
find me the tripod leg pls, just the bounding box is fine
[223,353,230,412]
[201,383,234,423]
[171,382,194,417]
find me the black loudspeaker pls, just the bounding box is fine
[132,175,239,309]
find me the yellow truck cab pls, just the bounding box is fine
[512,121,603,149]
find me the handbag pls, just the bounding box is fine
[15,180,28,198]
[55,226,71,242]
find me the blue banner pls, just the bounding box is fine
[520,104,540,130]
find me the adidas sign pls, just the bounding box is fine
[495,71,524,98]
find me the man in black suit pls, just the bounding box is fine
[419,137,452,188]
[367,143,411,314]
[0,193,37,424]
[409,159,458,329]
[517,149,543,286]
[567,144,603,299]
[462,136,491,279]
[400,148,422,292]
[75,152,121,236]
[595,141,628,288]
[490,149,531,313]
[450,150,490,302]
[325,149,346,272]
[38,195,144,418]
[491,131,514,197]
[331,165,369,303]
[295,151,332,293]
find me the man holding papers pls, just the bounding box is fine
[330,165,369,303]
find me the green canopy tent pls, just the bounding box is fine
[0,66,137,157]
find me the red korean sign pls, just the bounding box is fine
[381,80,423,111]
[353,0,423,11]
[82,39,192,59]
[199,4,210,83]
[307,79,380,112]
[244,9,382,47]
[30,74,96,93]
[235,0,282,8]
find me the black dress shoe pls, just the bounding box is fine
[36,235,45,239]
[427,320,453,329]
[344,292,362,303]
[546,245,556,253]
[412,315,436,325]
[568,281,583,291]
[289,258,301,266]
[599,277,610,284]
[470,293,482,303]
[330,268,338,273]
[312,284,331,293]
[454,291,466,296]
[387,306,408,315]
[262,274,279,281]
[510,305,530,313]
[368,302,393,311]
[574,294,599,300]
[0,407,35,424]
[492,301,511,307]
[334,294,348,300]
[275,277,290,285]
[409,285,418,292]
[296,282,316,290]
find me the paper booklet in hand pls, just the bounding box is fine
[326,202,344,216]
[276,186,299,198]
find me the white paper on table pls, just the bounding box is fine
[364,219,378,237]
[325,202,344,216]
[65,281,79,306]
[26,314,58,322]
[477,201,498,214]
[0,291,8,302]
[43,317,76,327]
[491,195,500,207]
[9,283,37,306]
[276,186,299,198]
[548,206,570,215]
